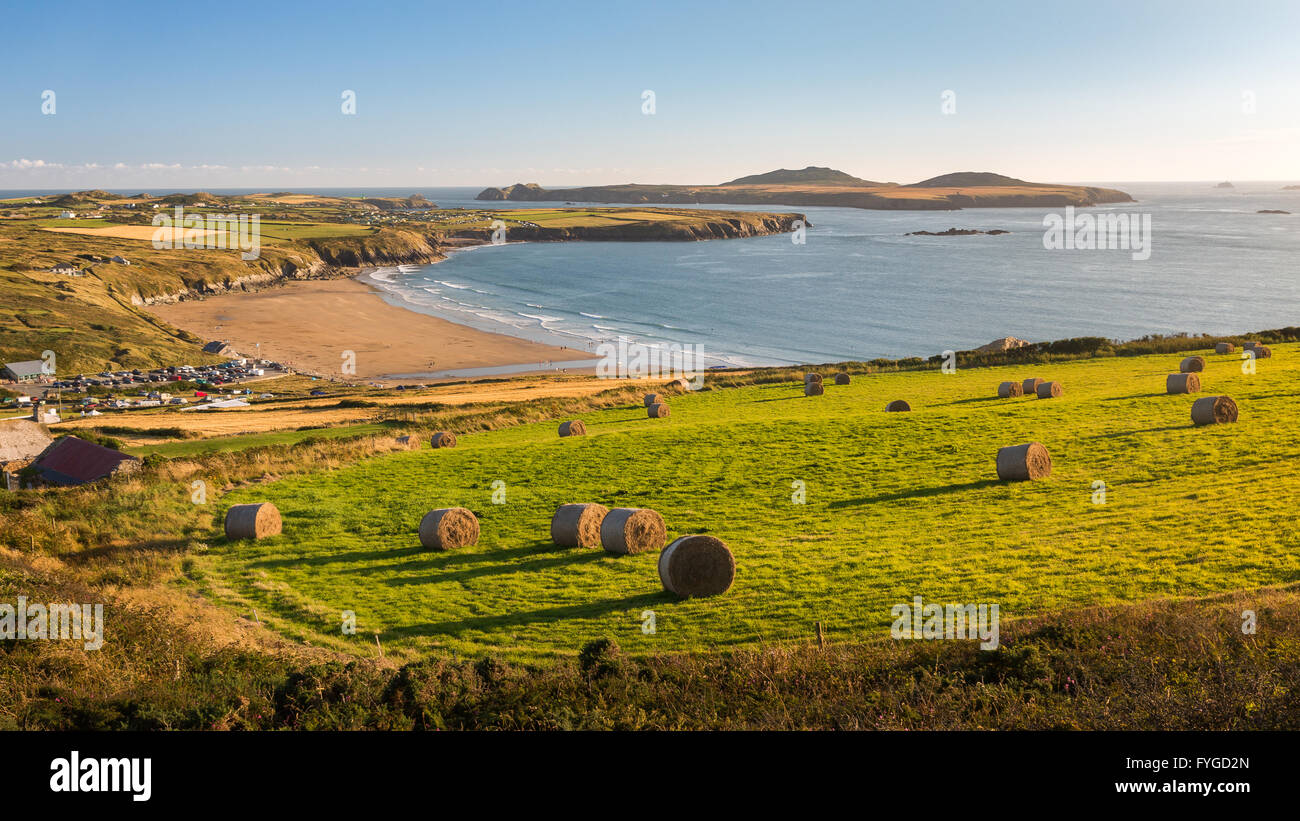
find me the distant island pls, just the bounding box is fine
[1283,185,1300,190]
[906,228,1010,236]
[1257,210,1291,215]
[477,167,1134,211]
[1216,181,1235,189]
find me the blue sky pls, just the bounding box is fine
[2,0,1298,188]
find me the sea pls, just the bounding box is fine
[10,183,1298,367]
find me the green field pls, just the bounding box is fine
[132,421,393,457]
[206,345,1300,660]
[256,221,378,241]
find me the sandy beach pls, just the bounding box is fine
[147,275,581,380]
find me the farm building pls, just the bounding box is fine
[28,436,140,487]
[0,420,54,491]
[49,262,80,275]
[2,360,47,383]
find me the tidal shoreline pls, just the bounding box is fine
[145,272,589,383]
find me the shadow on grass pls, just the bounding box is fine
[1081,424,1191,439]
[588,414,652,425]
[942,396,1003,406]
[1102,392,1174,401]
[384,547,607,586]
[251,539,579,572]
[382,590,672,637]
[829,478,1003,509]
[753,394,810,403]
[251,544,427,569]
[65,537,192,564]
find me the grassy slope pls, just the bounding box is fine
[207,344,1300,660]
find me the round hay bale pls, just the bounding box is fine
[1166,373,1201,394]
[885,400,911,412]
[1243,341,1259,350]
[647,402,671,418]
[418,507,479,550]
[833,372,850,385]
[430,431,457,448]
[1035,381,1063,399]
[804,382,824,397]
[550,503,610,548]
[600,507,666,555]
[1179,355,1205,373]
[1215,342,1235,354]
[224,503,282,540]
[659,535,735,598]
[1022,377,1044,395]
[1191,395,1238,426]
[667,377,691,391]
[804,372,823,383]
[997,381,1023,398]
[1253,345,1272,358]
[643,393,662,407]
[996,442,1052,481]
[558,420,586,437]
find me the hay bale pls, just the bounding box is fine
[550,503,609,548]
[430,431,457,448]
[804,382,824,397]
[997,381,1023,398]
[558,420,586,437]
[418,507,479,550]
[659,535,735,598]
[1166,373,1201,394]
[1035,381,1063,399]
[1243,341,1259,350]
[643,393,662,407]
[1253,345,1272,358]
[833,372,850,385]
[224,503,282,540]
[804,372,823,383]
[996,442,1052,481]
[647,402,671,418]
[1215,342,1235,354]
[600,507,666,555]
[1179,355,1205,373]
[885,400,911,412]
[1022,377,1044,395]
[1191,395,1238,426]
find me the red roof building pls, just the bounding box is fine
[30,436,141,486]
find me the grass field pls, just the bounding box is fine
[206,345,1300,660]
